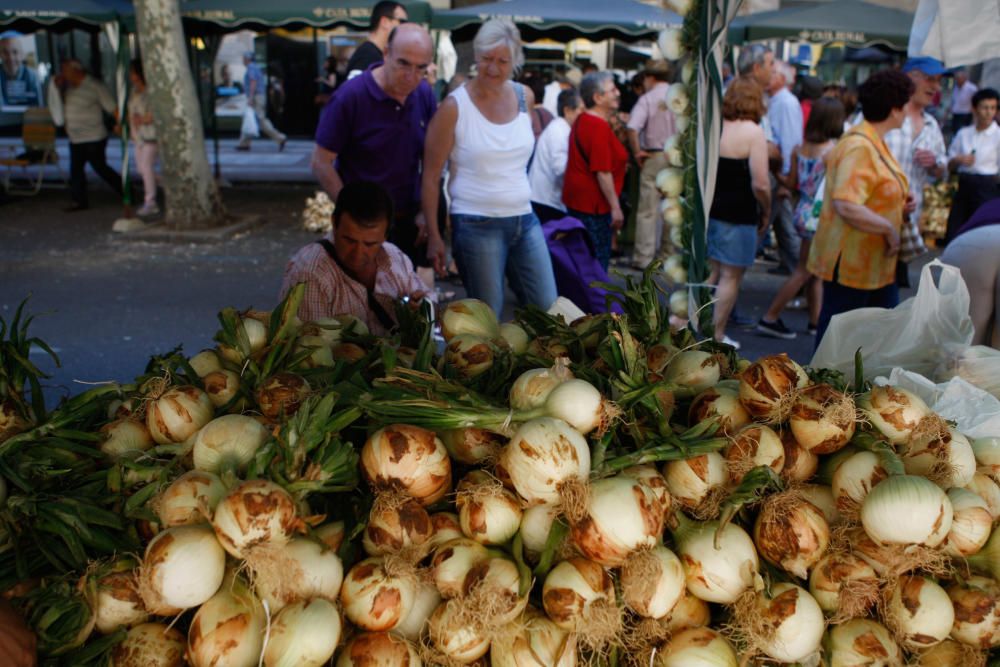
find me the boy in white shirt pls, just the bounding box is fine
[946,87,1000,244]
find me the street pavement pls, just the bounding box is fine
[0,144,931,403]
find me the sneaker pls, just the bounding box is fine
[137,202,160,217]
[756,318,797,340]
[717,334,741,350]
[806,323,818,336]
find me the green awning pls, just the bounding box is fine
[430,0,682,43]
[180,0,431,33]
[728,0,914,49]
[0,0,132,32]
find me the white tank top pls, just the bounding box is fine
[447,83,534,217]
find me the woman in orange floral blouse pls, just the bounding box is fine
[807,70,916,346]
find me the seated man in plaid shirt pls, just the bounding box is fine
[280,181,431,335]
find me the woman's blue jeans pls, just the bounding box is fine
[450,211,558,317]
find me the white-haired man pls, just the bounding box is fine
[766,60,804,275]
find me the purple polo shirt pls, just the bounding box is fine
[315,65,437,215]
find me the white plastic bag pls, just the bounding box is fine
[240,106,259,138]
[875,368,1000,439]
[935,343,1000,400]
[811,259,974,380]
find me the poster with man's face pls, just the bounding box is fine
[1,33,43,109]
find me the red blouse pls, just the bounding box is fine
[562,112,629,215]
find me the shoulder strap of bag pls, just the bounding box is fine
[315,239,395,330]
[573,116,589,164]
[850,132,909,215]
[514,82,527,113]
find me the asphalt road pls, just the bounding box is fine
[0,179,926,405]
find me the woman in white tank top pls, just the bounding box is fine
[421,19,557,317]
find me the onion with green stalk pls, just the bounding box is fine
[724,424,785,483]
[91,557,148,634]
[688,381,750,434]
[498,322,529,354]
[217,315,267,364]
[440,298,500,341]
[498,417,590,513]
[444,333,498,379]
[508,363,574,411]
[256,371,310,420]
[662,350,721,393]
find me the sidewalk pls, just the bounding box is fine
[0,136,317,184]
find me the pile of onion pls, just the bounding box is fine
[738,353,809,423]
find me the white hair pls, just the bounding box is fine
[472,18,525,74]
[774,60,796,85]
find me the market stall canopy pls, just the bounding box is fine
[429,0,683,43]
[728,0,914,49]
[0,0,132,32]
[179,0,431,34]
[909,0,1000,68]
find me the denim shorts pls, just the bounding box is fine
[707,217,758,268]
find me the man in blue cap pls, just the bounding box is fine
[884,56,948,277]
[237,50,287,152]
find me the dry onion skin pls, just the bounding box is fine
[340,556,416,632]
[570,474,664,567]
[832,450,888,516]
[789,383,856,454]
[674,519,759,604]
[391,580,441,642]
[519,504,560,561]
[824,618,903,666]
[509,365,573,411]
[947,576,1000,648]
[335,632,421,666]
[457,556,529,628]
[902,426,977,489]
[190,414,270,475]
[858,385,931,445]
[438,427,505,466]
[752,490,830,579]
[966,472,1000,520]
[914,639,987,667]
[211,479,300,558]
[145,385,214,446]
[111,623,186,667]
[737,353,809,423]
[99,418,154,460]
[663,350,722,393]
[361,424,452,506]
[885,575,954,651]
[780,430,819,483]
[202,369,242,409]
[542,557,618,632]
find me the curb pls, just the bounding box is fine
[112,214,265,243]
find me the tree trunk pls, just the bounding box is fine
[134,0,226,228]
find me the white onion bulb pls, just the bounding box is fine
[252,537,343,612]
[456,470,523,546]
[520,504,559,560]
[187,582,265,667]
[789,383,856,454]
[655,627,738,667]
[156,470,226,528]
[361,424,452,506]
[500,417,590,507]
[861,475,953,547]
[663,350,721,393]
[825,619,903,666]
[858,385,931,444]
[621,545,685,619]
[431,537,490,599]
[832,450,888,514]
[264,598,342,667]
[752,492,830,579]
[943,488,993,557]
[191,414,269,474]
[542,557,616,630]
[688,382,751,433]
[752,583,825,663]
[146,386,214,445]
[966,472,1000,519]
[490,606,576,667]
[111,623,186,667]
[570,474,664,566]
[738,353,809,423]
[947,576,1000,648]
[675,519,759,604]
[340,557,416,632]
[427,599,491,662]
[664,453,728,511]
[886,576,954,650]
[99,418,154,459]
[137,524,225,615]
[335,632,421,666]
[211,479,299,558]
[725,424,785,483]
[509,366,572,411]
[391,580,441,642]
[903,427,977,489]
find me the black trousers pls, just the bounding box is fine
[945,173,999,246]
[69,138,123,207]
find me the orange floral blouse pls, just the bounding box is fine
[807,120,909,291]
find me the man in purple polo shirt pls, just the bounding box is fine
[311,23,437,273]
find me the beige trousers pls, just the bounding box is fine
[240,95,285,145]
[632,151,670,267]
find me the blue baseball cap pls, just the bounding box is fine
[901,56,948,76]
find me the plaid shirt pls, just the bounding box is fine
[280,235,430,336]
[884,111,946,227]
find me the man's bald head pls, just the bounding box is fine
[387,22,433,60]
[0,37,22,78]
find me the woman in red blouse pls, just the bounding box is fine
[562,71,630,270]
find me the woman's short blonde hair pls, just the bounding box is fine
[473,18,525,75]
